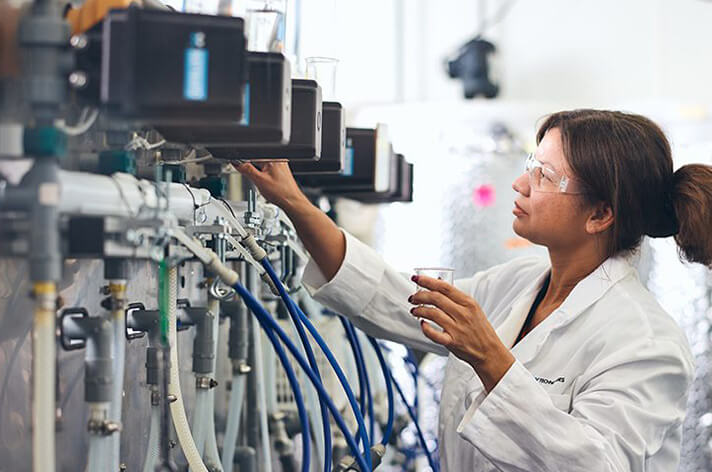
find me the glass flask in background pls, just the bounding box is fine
[305,56,338,100]
[245,0,287,52]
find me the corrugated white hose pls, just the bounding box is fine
[109,281,127,470]
[87,402,111,472]
[221,374,246,472]
[191,389,210,456]
[167,267,209,472]
[32,283,56,472]
[203,298,222,470]
[142,405,161,472]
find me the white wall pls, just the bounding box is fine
[296,0,712,109]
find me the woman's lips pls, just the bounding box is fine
[513,202,527,216]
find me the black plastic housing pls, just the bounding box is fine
[340,154,414,203]
[156,51,291,145]
[99,7,247,125]
[208,79,322,161]
[289,101,345,174]
[295,125,391,192]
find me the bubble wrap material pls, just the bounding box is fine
[642,238,712,472]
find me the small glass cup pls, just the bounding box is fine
[245,2,286,52]
[413,267,454,331]
[414,267,455,287]
[305,56,339,101]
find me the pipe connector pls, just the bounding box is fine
[195,376,218,390]
[241,234,267,261]
[58,308,114,403]
[268,412,295,457]
[88,418,121,436]
[183,306,215,374]
[333,444,387,472]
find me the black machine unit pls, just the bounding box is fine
[156,51,291,145]
[290,101,345,174]
[86,7,248,125]
[340,154,414,203]
[295,124,391,192]
[208,79,322,161]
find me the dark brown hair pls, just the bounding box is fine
[536,109,712,267]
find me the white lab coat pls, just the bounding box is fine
[302,231,695,472]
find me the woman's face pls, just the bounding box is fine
[511,128,592,250]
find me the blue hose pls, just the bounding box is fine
[390,371,439,472]
[233,282,371,472]
[261,261,332,472]
[338,317,366,442]
[405,348,419,421]
[235,283,310,472]
[342,319,374,442]
[260,260,372,469]
[367,336,394,445]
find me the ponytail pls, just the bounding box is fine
[671,164,712,267]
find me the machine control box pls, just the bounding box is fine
[208,79,322,161]
[156,51,291,145]
[290,101,345,174]
[340,154,414,203]
[98,7,247,125]
[295,124,391,192]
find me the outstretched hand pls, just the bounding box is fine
[233,161,308,211]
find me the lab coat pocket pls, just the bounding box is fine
[546,393,572,413]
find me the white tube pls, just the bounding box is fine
[142,406,161,472]
[286,311,324,472]
[263,302,278,415]
[191,388,209,456]
[203,394,222,470]
[252,308,274,472]
[221,374,246,472]
[87,434,108,472]
[167,267,209,472]
[87,402,111,472]
[32,283,56,472]
[109,281,127,471]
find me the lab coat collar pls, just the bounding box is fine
[496,256,636,359]
[557,255,635,321]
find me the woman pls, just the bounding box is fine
[237,109,712,471]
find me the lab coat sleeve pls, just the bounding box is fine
[456,340,693,472]
[302,230,482,355]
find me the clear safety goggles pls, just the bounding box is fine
[525,153,583,194]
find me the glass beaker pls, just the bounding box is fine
[305,56,338,101]
[245,0,286,52]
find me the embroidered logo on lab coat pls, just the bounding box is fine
[535,376,565,385]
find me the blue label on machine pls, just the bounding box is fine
[184,32,208,101]
[240,83,251,125]
[343,144,354,176]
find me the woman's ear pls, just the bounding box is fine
[585,202,614,235]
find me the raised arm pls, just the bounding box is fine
[235,162,345,281]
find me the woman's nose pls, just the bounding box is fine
[512,172,530,196]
